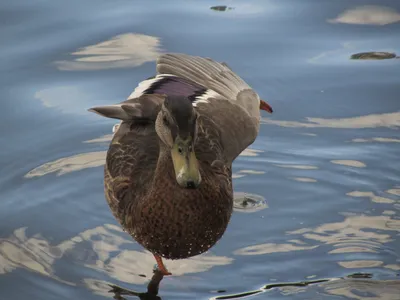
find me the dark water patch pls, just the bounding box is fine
[233,192,268,213]
[350,52,398,60]
[210,6,234,12]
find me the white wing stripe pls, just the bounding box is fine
[192,89,220,106]
[127,74,177,99]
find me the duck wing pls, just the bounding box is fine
[156,53,261,163]
[89,94,165,220]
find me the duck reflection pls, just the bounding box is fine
[109,270,164,300]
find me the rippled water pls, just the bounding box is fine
[1,1,399,299]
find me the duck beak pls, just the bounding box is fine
[260,100,273,113]
[171,138,201,189]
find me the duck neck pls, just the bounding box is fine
[152,141,176,187]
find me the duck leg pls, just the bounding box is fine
[153,254,172,276]
[108,269,164,299]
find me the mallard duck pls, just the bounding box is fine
[89,53,273,275]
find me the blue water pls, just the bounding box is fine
[1,0,399,299]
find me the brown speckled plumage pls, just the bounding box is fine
[89,53,267,262]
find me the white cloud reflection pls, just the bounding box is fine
[262,112,400,129]
[275,164,318,170]
[328,5,400,26]
[347,191,395,204]
[331,160,366,168]
[291,177,317,183]
[321,277,400,300]
[25,151,106,177]
[234,242,317,256]
[55,33,162,71]
[84,134,113,143]
[0,224,233,288]
[35,86,92,114]
[352,137,400,143]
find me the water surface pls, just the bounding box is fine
[1,0,399,299]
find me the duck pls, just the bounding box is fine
[88,53,273,275]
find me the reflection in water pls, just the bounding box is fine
[24,151,106,177]
[328,5,400,25]
[3,224,398,298]
[329,247,377,254]
[275,164,318,170]
[84,134,113,143]
[234,242,317,256]
[227,188,400,299]
[109,270,164,300]
[35,86,96,114]
[210,277,336,300]
[262,112,400,129]
[350,52,397,60]
[385,265,400,271]
[239,148,263,157]
[331,160,366,168]
[287,213,400,266]
[291,177,317,183]
[238,170,265,175]
[0,227,74,285]
[0,224,232,294]
[352,137,400,143]
[207,3,267,16]
[54,33,162,71]
[210,6,233,12]
[338,260,383,268]
[232,169,265,179]
[387,188,400,196]
[227,184,400,274]
[85,272,164,299]
[347,191,395,204]
[210,274,400,300]
[382,210,396,216]
[289,214,399,243]
[321,278,400,300]
[300,133,317,136]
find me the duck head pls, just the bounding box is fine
[155,95,201,189]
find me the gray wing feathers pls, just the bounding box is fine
[88,94,165,122]
[156,54,260,118]
[157,54,248,98]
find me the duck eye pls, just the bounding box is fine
[163,116,169,126]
